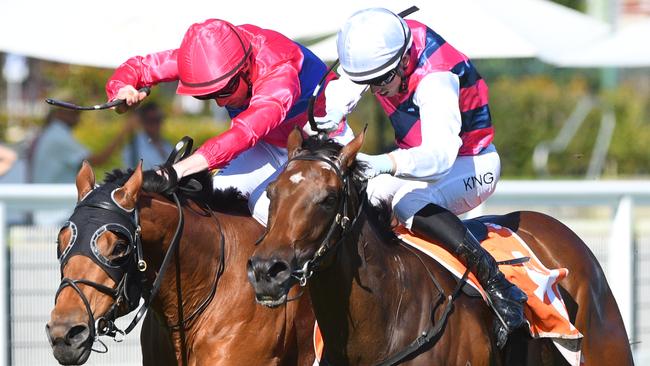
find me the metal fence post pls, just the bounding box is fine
[608,195,634,340]
[0,202,8,366]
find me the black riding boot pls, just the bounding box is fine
[411,204,528,336]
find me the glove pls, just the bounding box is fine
[355,153,395,181]
[314,110,345,133]
[143,165,178,196]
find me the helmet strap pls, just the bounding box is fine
[398,55,409,94]
[242,55,253,99]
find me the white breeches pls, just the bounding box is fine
[212,126,354,226]
[366,144,501,229]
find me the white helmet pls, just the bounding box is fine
[337,8,412,83]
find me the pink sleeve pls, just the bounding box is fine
[105,49,181,101]
[195,63,301,169]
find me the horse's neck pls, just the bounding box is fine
[309,214,409,359]
[140,199,227,327]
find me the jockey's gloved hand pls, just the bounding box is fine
[354,153,395,181]
[314,110,345,133]
[144,166,179,196]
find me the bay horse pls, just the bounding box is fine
[248,129,634,365]
[46,161,315,365]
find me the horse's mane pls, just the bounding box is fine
[297,136,398,242]
[103,168,249,214]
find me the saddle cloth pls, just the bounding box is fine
[312,222,584,365]
[396,222,584,365]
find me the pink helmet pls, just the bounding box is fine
[176,19,252,96]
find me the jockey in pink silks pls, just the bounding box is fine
[106,18,352,225]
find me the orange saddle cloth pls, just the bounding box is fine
[313,222,584,366]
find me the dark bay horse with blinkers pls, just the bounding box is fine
[46,161,315,365]
[248,128,634,365]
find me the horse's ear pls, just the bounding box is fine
[287,126,304,159]
[338,126,366,172]
[75,160,95,201]
[113,161,143,211]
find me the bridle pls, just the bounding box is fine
[52,180,225,366]
[284,154,366,287]
[54,182,147,348]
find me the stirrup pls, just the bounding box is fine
[493,320,510,349]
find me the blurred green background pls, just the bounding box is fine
[1,58,649,179]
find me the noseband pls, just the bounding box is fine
[285,154,365,286]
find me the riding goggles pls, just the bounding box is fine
[352,68,398,87]
[193,72,242,100]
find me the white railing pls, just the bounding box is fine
[0,181,649,365]
[0,184,76,366]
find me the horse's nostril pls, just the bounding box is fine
[268,261,289,279]
[66,324,89,345]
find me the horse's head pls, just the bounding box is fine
[46,161,145,365]
[248,128,365,307]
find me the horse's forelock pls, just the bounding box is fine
[296,135,369,189]
[103,168,134,186]
[299,136,342,159]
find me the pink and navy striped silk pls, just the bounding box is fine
[376,20,494,156]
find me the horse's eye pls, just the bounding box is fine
[110,238,131,260]
[112,240,128,255]
[320,195,338,210]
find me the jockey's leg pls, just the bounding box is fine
[213,141,287,223]
[246,143,288,226]
[410,204,528,336]
[391,144,526,340]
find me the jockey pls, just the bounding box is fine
[106,18,352,225]
[315,8,527,336]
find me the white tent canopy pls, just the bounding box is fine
[0,0,614,68]
[551,20,650,67]
[0,0,367,68]
[5,1,650,69]
[309,0,611,62]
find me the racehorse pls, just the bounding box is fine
[248,129,634,365]
[46,161,315,365]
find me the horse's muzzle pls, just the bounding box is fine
[46,321,92,365]
[247,256,294,308]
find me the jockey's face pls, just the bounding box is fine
[369,72,402,97]
[215,73,250,108]
[369,54,409,98]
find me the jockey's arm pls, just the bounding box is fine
[319,75,367,123]
[105,49,181,103]
[175,63,301,177]
[389,72,463,181]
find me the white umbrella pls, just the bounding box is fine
[0,0,377,68]
[307,0,610,61]
[0,0,609,68]
[550,20,650,67]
